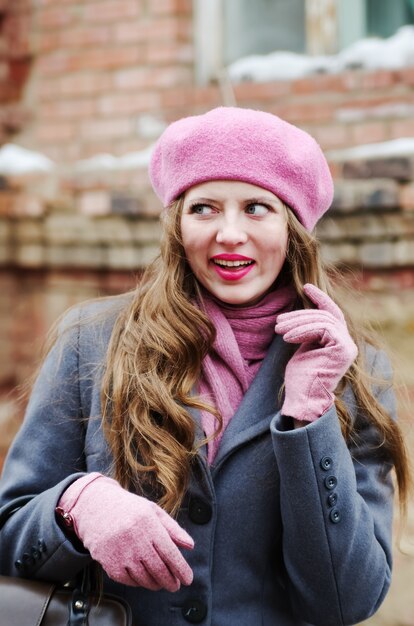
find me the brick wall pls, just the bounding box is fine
[0,0,32,142]
[0,0,411,163]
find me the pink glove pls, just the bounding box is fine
[56,473,194,592]
[274,283,358,422]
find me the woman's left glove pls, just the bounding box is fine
[274,283,358,422]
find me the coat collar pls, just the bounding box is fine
[189,334,292,474]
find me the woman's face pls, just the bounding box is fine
[181,180,288,306]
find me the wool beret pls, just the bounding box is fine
[149,107,333,231]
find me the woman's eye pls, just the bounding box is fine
[245,203,269,216]
[189,204,214,215]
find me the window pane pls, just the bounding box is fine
[223,0,306,65]
[367,0,414,38]
[339,0,414,49]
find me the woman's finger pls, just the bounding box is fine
[125,564,163,591]
[142,545,182,592]
[154,535,194,586]
[154,505,194,550]
[278,321,338,345]
[275,309,335,331]
[303,284,345,322]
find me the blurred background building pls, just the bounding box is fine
[0,1,413,623]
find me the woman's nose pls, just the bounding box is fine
[216,218,248,246]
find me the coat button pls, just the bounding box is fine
[31,546,41,560]
[22,552,33,566]
[327,492,338,507]
[320,456,333,471]
[329,509,341,524]
[324,475,337,490]
[14,559,23,570]
[181,599,207,623]
[189,498,212,525]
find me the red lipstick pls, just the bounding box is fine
[210,253,255,281]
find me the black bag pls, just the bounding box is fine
[0,495,134,625]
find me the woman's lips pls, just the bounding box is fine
[211,258,255,281]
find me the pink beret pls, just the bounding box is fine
[149,107,333,231]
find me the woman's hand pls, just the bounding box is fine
[274,283,357,422]
[57,473,194,592]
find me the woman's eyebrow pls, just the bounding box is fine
[185,195,282,205]
[185,196,219,204]
[243,196,282,205]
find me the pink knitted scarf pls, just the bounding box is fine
[198,285,296,463]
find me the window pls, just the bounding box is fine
[338,0,414,49]
[223,0,306,65]
[194,0,414,84]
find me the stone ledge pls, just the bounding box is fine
[331,179,399,212]
[0,213,161,270]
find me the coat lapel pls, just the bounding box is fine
[189,334,292,472]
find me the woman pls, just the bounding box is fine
[0,107,410,626]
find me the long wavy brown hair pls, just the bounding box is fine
[101,197,411,517]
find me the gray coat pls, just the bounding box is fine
[0,296,395,626]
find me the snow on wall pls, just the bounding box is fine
[228,26,414,83]
[0,144,55,176]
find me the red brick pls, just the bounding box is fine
[176,17,193,41]
[36,121,75,142]
[175,0,192,14]
[39,99,97,120]
[3,14,32,58]
[38,6,77,29]
[38,25,112,52]
[59,73,112,98]
[160,87,193,108]
[292,73,349,95]
[38,46,143,75]
[113,67,153,90]
[80,117,132,140]
[114,18,179,44]
[145,41,193,64]
[37,52,72,76]
[390,119,414,140]
[147,66,193,88]
[97,92,161,116]
[82,0,141,23]
[359,69,398,90]
[150,0,177,15]
[350,121,388,146]
[191,85,222,107]
[35,30,60,53]
[400,183,414,211]
[396,66,414,87]
[37,0,77,5]
[113,65,193,90]
[0,103,31,133]
[68,47,143,72]
[292,73,343,95]
[311,124,350,150]
[0,193,16,216]
[274,100,340,124]
[339,70,365,92]
[234,80,291,102]
[7,58,31,91]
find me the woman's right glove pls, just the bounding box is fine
[56,472,194,592]
[275,284,358,422]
